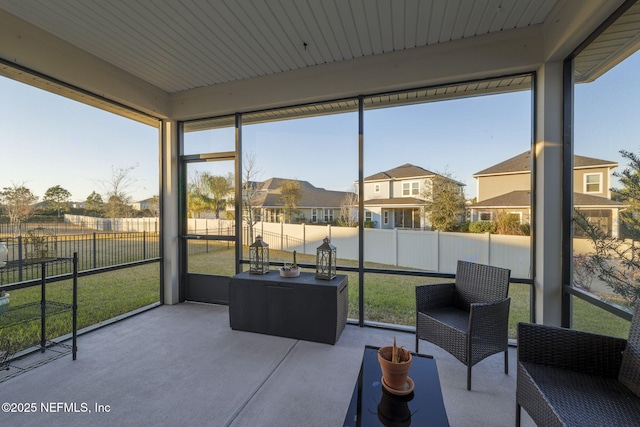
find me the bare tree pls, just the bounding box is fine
[0,183,38,236]
[242,152,263,243]
[148,195,160,216]
[102,164,138,219]
[339,185,359,227]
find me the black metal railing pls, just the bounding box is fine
[0,232,159,284]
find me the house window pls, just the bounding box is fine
[508,212,523,223]
[324,208,334,222]
[312,208,318,223]
[365,211,372,222]
[480,212,492,221]
[383,211,389,225]
[584,173,602,193]
[374,183,380,193]
[402,181,419,196]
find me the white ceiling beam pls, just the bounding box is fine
[170,25,544,120]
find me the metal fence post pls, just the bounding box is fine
[18,235,23,282]
[143,231,147,259]
[93,232,97,269]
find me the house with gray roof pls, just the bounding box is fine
[470,151,624,237]
[247,177,353,224]
[360,164,465,229]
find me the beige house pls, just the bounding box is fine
[470,151,624,237]
[132,197,159,213]
[247,178,353,224]
[361,164,465,229]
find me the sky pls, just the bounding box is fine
[0,78,158,202]
[1,50,639,203]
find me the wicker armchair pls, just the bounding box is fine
[516,301,640,427]
[415,260,511,390]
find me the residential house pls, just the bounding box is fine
[246,178,353,224]
[361,164,465,229]
[470,150,624,237]
[132,197,159,213]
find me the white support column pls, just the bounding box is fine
[534,62,564,326]
[162,119,180,305]
[611,209,620,239]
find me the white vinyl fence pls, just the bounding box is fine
[65,214,159,232]
[249,221,532,278]
[67,215,535,278]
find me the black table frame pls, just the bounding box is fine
[343,345,449,426]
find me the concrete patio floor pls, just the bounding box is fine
[0,302,534,426]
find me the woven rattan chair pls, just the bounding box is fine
[415,260,511,390]
[516,301,640,427]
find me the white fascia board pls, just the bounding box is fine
[0,10,170,120]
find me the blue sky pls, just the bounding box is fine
[1,50,638,203]
[1,78,158,202]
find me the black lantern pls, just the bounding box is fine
[249,235,269,275]
[316,236,336,280]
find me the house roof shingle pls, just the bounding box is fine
[471,190,624,208]
[473,151,618,176]
[364,164,437,181]
[251,178,352,208]
[363,163,465,187]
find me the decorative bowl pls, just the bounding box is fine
[279,268,300,278]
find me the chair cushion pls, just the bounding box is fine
[424,306,469,333]
[522,362,640,426]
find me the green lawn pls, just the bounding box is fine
[572,297,631,338]
[1,263,159,351]
[1,240,632,354]
[185,242,631,339]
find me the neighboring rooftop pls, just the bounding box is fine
[471,190,625,208]
[250,177,352,208]
[364,164,465,187]
[364,164,439,181]
[473,151,618,176]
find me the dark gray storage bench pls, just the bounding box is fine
[229,271,348,344]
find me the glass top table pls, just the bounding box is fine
[343,345,449,427]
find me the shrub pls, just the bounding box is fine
[494,211,526,235]
[469,221,496,233]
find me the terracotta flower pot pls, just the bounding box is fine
[378,345,412,391]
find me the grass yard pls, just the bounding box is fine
[572,296,631,338]
[1,240,632,353]
[187,242,632,339]
[1,263,160,351]
[185,243,536,338]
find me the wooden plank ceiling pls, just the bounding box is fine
[0,0,558,93]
